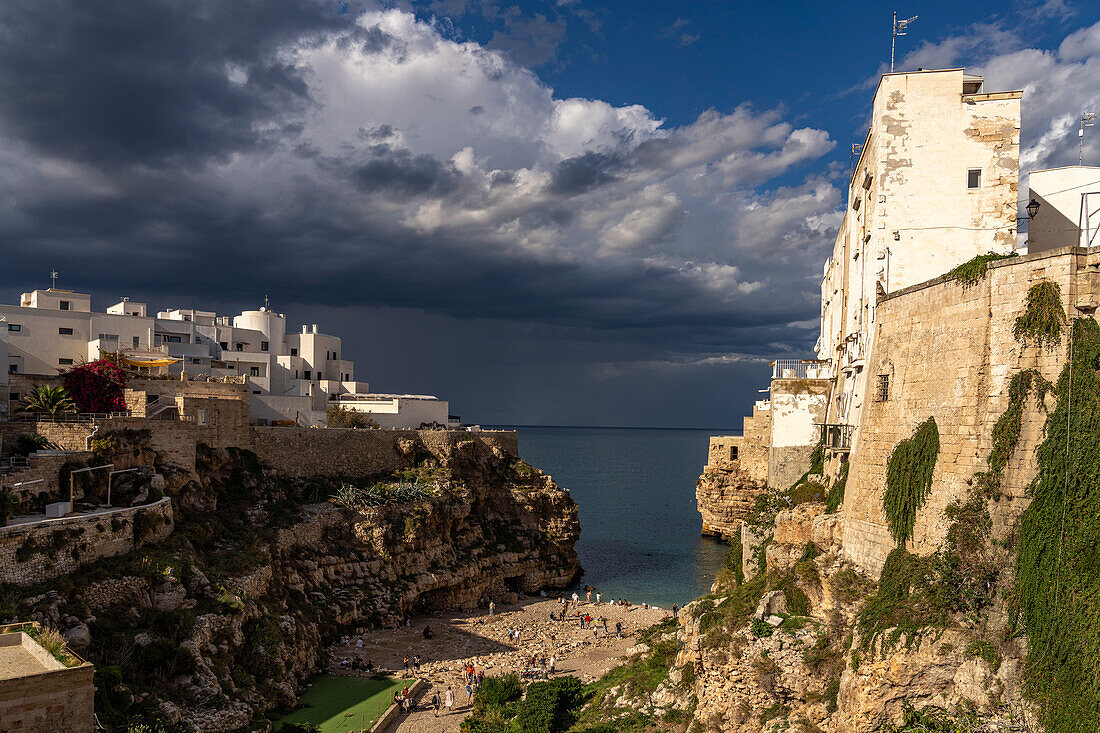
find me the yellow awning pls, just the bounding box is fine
[123,357,181,367]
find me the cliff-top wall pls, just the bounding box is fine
[842,246,1083,574]
[249,427,518,478]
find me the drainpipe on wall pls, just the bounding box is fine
[85,422,100,452]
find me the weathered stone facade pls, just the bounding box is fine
[696,401,770,540]
[842,246,1080,574]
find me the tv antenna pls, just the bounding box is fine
[850,143,863,176]
[891,12,918,73]
[50,270,59,289]
[1080,112,1096,165]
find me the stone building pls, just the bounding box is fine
[0,288,452,428]
[817,68,1021,456]
[0,624,94,733]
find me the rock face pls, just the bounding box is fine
[696,468,765,541]
[9,434,581,732]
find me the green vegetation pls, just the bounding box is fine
[12,432,59,456]
[883,703,983,733]
[856,548,949,653]
[276,675,410,733]
[976,369,1051,498]
[19,385,76,415]
[324,404,379,429]
[1013,280,1065,348]
[26,624,81,667]
[824,461,848,514]
[883,417,940,546]
[331,481,437,509]
[0,490,20,526]
[1014,316,1100,731]
[946,252,1016,288]
[963,640,1001,672]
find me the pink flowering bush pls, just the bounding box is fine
[61,359,128,413]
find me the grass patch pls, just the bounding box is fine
[276,675,410,733]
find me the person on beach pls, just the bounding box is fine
[445,687,455,714]
[413,655,420,673]
[431,690,442,717]
[571,591,579,608]
[549,656,555,675]
[585,590,592,604]
[615,621,622,639]
[466,682,473,705]
[595,592,601,606]
[602,617,609,635]
[403,656,410,674]
[489,600,495,616]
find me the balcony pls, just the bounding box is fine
[820,423,854,452]
[772,359,833,380]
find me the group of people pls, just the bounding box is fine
[393,684,415,713]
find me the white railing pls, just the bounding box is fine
[771,359,833,380]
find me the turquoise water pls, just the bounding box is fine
[505,426,734,609]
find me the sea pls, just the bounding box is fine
[499,425,736,609]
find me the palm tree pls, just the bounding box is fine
[20,385,76,415]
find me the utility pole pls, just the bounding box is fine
[50,270,58,289]
[1081,112,1096,165]
[891,12,918,73]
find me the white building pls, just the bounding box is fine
[0,288,453,428]
[1026,166,1100,252]
[816,68,1022,451]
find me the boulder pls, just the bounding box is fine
[63,623,91,650]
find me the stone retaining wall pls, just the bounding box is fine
[0,634,94,733]
[250,427,519,478]
[842,246,1080,574]
[0,498,174,585]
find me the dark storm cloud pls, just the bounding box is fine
[349,147,461,198]
[547,151,625,194]
[0,0,345,168]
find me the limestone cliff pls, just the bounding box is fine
[4,432,580,732]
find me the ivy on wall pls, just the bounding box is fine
[1013,280,1066,349]
[1015,317,1100,731]
[946,251,1016,288]
[883,417,940,546]
[975,369,1052,498]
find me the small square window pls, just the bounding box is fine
[290,348,298,357]
[133,336,140,348]
[876,374,890,402]
[59,357,74,365]
[219,341,228,350]
[967,169,981,189]
[249,366,260,377]
[303,370,311,380]
[191,358,202,364]
[58,327,73,335]
[9,391,19,401]
[261,341,269,352]
[235,344,243,352]
[8,364,17,374]
[59,300,70,311]
[7,324,20,332]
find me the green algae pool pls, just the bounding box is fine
[275,675,412,733]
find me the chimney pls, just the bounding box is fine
[302,325,308,334]
[312,324,318,334]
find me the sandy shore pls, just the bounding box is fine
[323,596,672,732]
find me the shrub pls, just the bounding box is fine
[325,404,379,429]
[825,461,849,513]
[12,433,59,456]
[963,640,1001,672]
[512,676,583,733]
[750,619,774,638]
[1013,280,1065,348]
[474,673,522,712]
[884,417,940,546]
[62,359,128,412]
[0,491,20,526]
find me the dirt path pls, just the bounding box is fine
[323,596,672,732]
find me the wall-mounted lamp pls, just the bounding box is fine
[1026,199,1040,219]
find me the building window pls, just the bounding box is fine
[133,336,140,348]
[166,335,182,343]
[333,352,337,360]
[290,347,298,357]
[7,324,20,332]
[967,169,981,189]
[303,370,311,380]
[196,409,207,426]
[260,341,269,352]
[59,358,74,365]
[59,300,70,311]
[295,370,299,379]
[876,374,890,402]
[235,343,243,351]
[219,341,228,350]
[191,358,202,364]
[58,327,74,335]
[249,366,260,377]
[252,389,261,395]
[8,365,17,374]
[9,392,19,401]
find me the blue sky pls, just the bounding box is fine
[1,0,1099,427]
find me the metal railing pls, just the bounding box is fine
[771,359,833,380]
[820,423,854,451]
[9,411,131,423]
